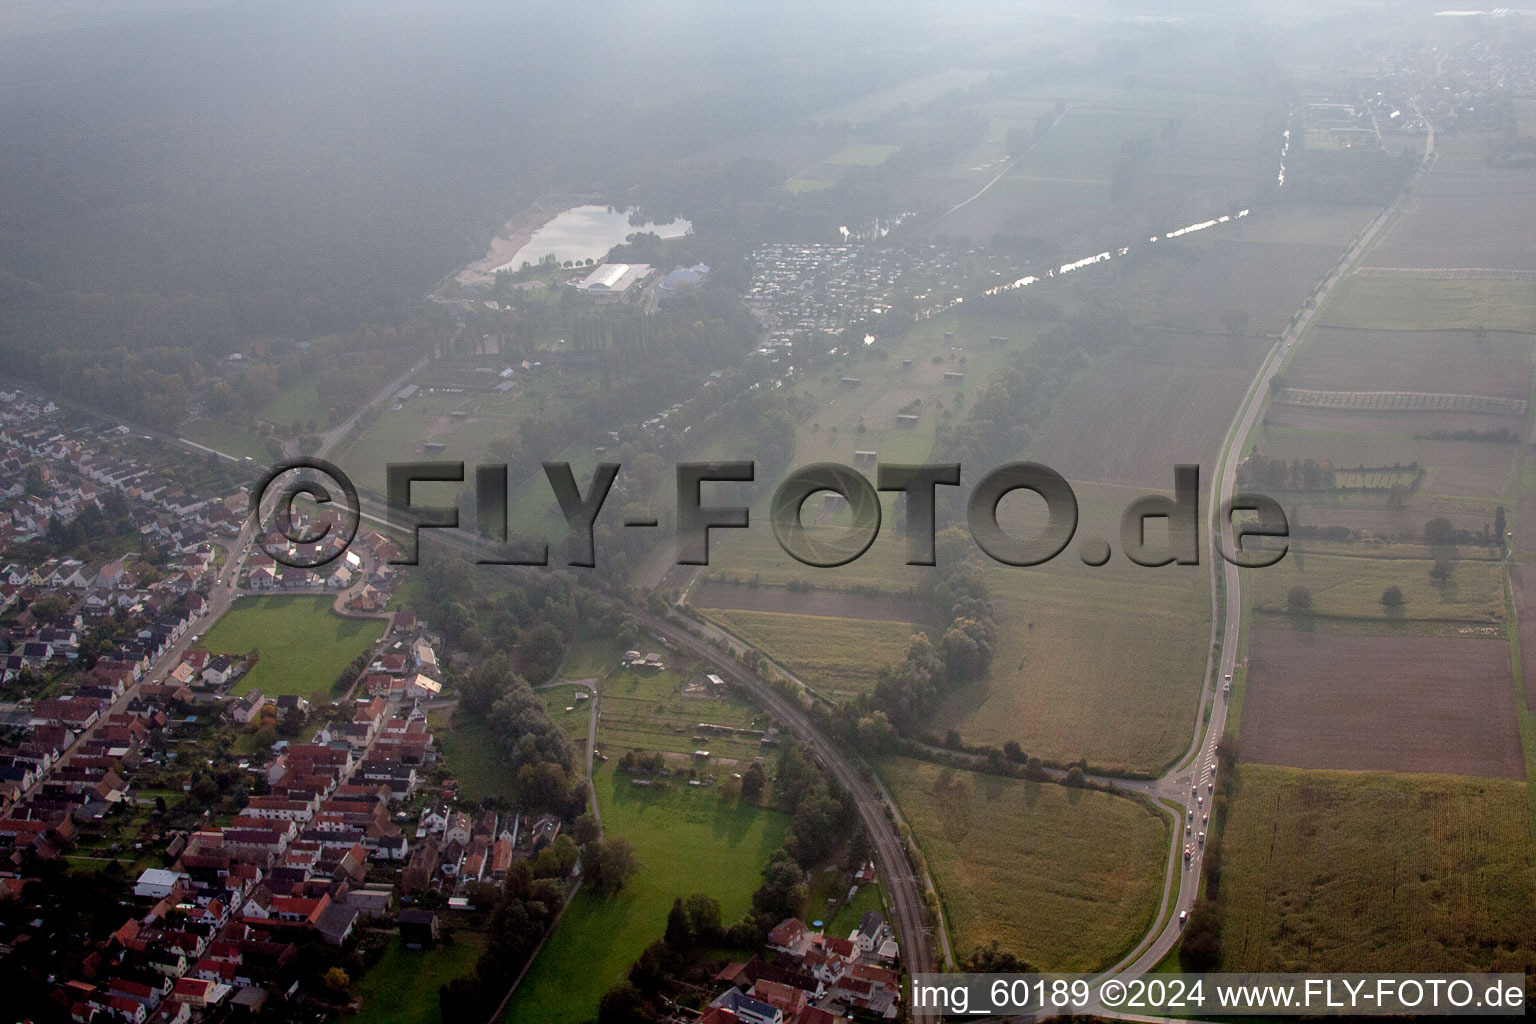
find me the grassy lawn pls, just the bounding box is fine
[180,419,273,462]
[352,933,487,1024]
[261,379,329,429]
[1219,765,1536,972]
[880,757,1167,971]
[1318,276,1536,333]
[429,711,519,804]
[827,881,884,939]
[559,636,624,681]
[701,608,919,699]
[200,595,384,699]
[503,763,789,1024]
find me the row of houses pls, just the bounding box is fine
[702,912,901,1023]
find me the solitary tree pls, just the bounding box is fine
[741,762,766,802]
[1423,516,1457,547]
[1380,585,1405,608]
[1286,585,1313,613]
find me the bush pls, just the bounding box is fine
[1286,585,1312,612]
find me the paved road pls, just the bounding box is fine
[1074,109,1440,1012]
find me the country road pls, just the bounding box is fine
[1067,108,1440,1017]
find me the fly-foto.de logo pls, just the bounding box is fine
[252,459,1289,571]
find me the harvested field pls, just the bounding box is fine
[1283,326,1533,400]
[1031,330,1268,488]
[1267,402,1528,440]
[1116,239,1348,336]
[689,580,932,623]
[1219,765,1536,972]
[1220,202,1379,248]
[1371,174,1536,273]
[1240,628,1523,778]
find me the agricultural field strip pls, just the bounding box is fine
[1357,265,1536,281]
[1276,388,1526,415]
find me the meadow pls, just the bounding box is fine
[1219,765,1536,973]
[352,933,487,1024]
[1242,550,1506,633]
[199,595,385,699]
[1316,275,1536,333]
[179,419,273,463]
[934,568,1208,773]
[879,757,1167,971]
[427,710,520,804]
[503,763,789,1024]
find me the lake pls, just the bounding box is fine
[499,205,690,270]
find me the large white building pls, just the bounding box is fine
[574,262,652,294]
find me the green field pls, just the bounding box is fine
[428,711,520,804]
[1220,765,1536,972]
[261,379,330,429]
[1318,276,1536,333]
[1243,551,1506,632]
[880,757,1167,971]
[504,764,789,1024]
[333,381,568,502]
[352,933,487,1024]
[200,595,385,699]
[701,608,920,699]
[180,419,273,462]
[558,636,624,681]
